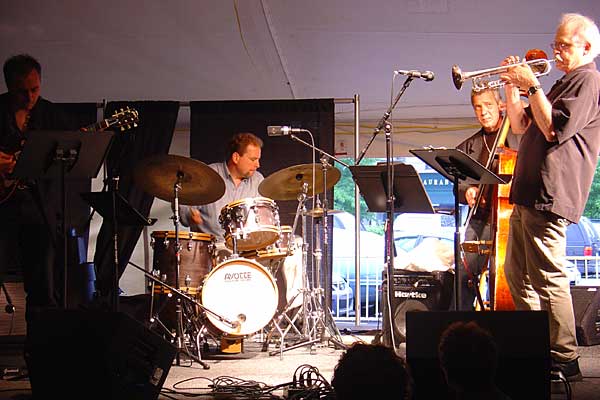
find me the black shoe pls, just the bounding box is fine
[551,358,583,382]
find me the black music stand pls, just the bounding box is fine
[81,191,156,312]
[12,130,114,309]
[409,148,508,311]
[349,163,434,347]
[350,163,434,214]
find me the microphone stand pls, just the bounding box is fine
[276,131,347,351]
[285,133,350,170]
[356,75,417,350]
[356,76,415,165]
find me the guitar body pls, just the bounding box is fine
[491,147,517,310]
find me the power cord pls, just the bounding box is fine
[286,364,335,399]
[550,370,572,400]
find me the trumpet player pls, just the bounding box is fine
[500,13,600,382]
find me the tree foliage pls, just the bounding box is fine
[584,161,600,219]
[334,158,384,235]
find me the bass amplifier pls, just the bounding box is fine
[382,269,453,346]
[570,286,600,346]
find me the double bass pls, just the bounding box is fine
[461,113,515,311]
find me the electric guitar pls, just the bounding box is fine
[0,106,139,204]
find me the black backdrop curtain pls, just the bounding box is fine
[190,99,335,307]
[93,101,179,302]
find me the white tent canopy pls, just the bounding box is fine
[3,1,598,155]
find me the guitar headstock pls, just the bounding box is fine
[108,107,139,131]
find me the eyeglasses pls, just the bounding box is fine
[550,41,584,51]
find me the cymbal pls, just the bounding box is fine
[259,163,341,201]
[302,208,343,218]
[133,155,225,205]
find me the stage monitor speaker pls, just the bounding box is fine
[381,269,453,346]
[570,286,600,346]
[406,311,550,400]
[27,310,176,400]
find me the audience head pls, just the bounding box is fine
[331,343,412,400]
[438,320,499,393]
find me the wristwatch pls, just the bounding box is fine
[527,84,542,96]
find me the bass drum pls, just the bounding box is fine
[201,257,278,337]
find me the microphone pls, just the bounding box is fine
[394,69,435,81]
[267,126,307,136]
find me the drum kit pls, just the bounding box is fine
[132,154,345,366]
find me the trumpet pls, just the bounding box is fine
[452,49,555,91]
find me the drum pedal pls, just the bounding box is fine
[220,337,243,354]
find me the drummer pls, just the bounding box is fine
[179,132,264,247]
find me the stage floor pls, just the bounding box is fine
[1,326,599,400]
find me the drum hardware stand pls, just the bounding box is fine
[264,133,350,355]
[264,168,346,356]
[261,183,309,357]
[128,260,242,369]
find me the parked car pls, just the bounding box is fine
[567,216,600,276]
[331,273,354,315]
[393,231,455,272]
[331,212,385,317]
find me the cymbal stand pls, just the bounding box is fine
[266,167,346,356]
[312,157,345,348]
[170,172,210,369]
[262,183,309,357]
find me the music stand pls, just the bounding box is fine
[81,191,156,312]
[13,130,114,309]
[409,148,508,311]
[349,163,434,214]
[349,163,434,347]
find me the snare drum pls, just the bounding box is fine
[200,257,278,336]
[150,231,215,296]
[219,197,280,252]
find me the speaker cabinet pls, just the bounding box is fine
[570,286,600,346]
[27,310,176,400]
[406,311,551,400]
[381,270,453,346]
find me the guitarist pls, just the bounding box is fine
[454,86,521,311]
[0,54,76,343]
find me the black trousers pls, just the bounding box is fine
[0,187,59,326]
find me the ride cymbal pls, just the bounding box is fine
[259,163,341,201]
[134,154,225,205]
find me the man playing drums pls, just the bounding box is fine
[180,132,265,248]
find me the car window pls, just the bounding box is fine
[394,236,420,252]
[333,215,345,229]
[567,224,584,243]
[580,218,598,240]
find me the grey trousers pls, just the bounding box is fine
[505,205,578,362]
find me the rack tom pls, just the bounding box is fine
[219,197,280,252]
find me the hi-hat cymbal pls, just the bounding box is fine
[259,163,341,201]
[134,154,225,205]
[302,208,343,218]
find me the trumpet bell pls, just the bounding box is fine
[451,65,464,90]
